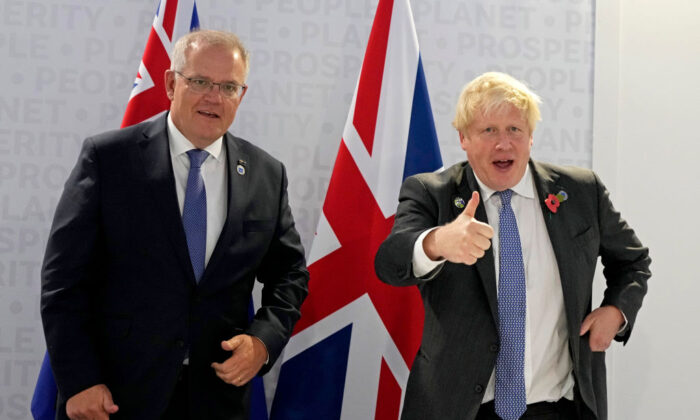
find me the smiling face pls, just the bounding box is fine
[165,43,247,148]
[460,102,533,191]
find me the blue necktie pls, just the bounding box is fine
[183,149,209,283]
[494,189,527,420]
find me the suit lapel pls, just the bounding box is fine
[530,161,581,343]
[457,164,499,325]
[136,114,196,283]
[202,133,249,282]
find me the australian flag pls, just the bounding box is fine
[121,0,199,128]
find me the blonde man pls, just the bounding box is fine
[375,72,649,420]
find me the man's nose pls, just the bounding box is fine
[495,133,512,150]
[203,86,224,102]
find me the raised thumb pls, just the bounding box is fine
[463,191,480,218]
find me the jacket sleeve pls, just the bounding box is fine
[375,175,445,287]
[246,162,309,371]
[594,173,651,343]
[41,137,105,399]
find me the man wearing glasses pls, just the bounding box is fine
[41,30,309,420]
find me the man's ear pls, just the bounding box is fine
[459,131,469,151]
[164,70,176,100]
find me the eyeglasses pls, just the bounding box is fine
[174,71,247,98]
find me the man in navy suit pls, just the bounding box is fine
[375,72,650,420]
[41,30,309,420]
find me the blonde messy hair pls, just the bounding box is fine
[170,29,250,79]
[452,72,541,134]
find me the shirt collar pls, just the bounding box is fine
[472,164,535,201]
[167,112,224,161]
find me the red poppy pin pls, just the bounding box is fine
[545,190,568,214]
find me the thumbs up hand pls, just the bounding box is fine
[424,191,494,265]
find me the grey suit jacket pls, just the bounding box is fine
[41,113,309,419]
[374,160,650,420]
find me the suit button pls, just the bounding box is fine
[474,384,484,393]
[489,344,499,352]
[175,340,185,348]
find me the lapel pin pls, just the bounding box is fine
[237,159,246,176]
[454,197,466,209]
[545,194,560,213]
[545,190,567,214]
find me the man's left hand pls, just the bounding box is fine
[211,334,268,386]
[579,305,625,352]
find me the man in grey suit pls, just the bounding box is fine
[41,30,309,420]
[374,72,649,420]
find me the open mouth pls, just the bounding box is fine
[198,110,220,119]
[493,159,514,169]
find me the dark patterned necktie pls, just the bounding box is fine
[182,149,209,283]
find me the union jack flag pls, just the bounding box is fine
[266,0,442,418]
[31,2,199,419]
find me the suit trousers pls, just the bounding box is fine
[475,398,579,420]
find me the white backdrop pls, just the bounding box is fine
[593,0,700,419]
[1,0,601,418]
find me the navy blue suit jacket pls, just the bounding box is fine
[41,114,309,419]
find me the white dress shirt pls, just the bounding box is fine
[167,114,227,267]
[412,166,575,404]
